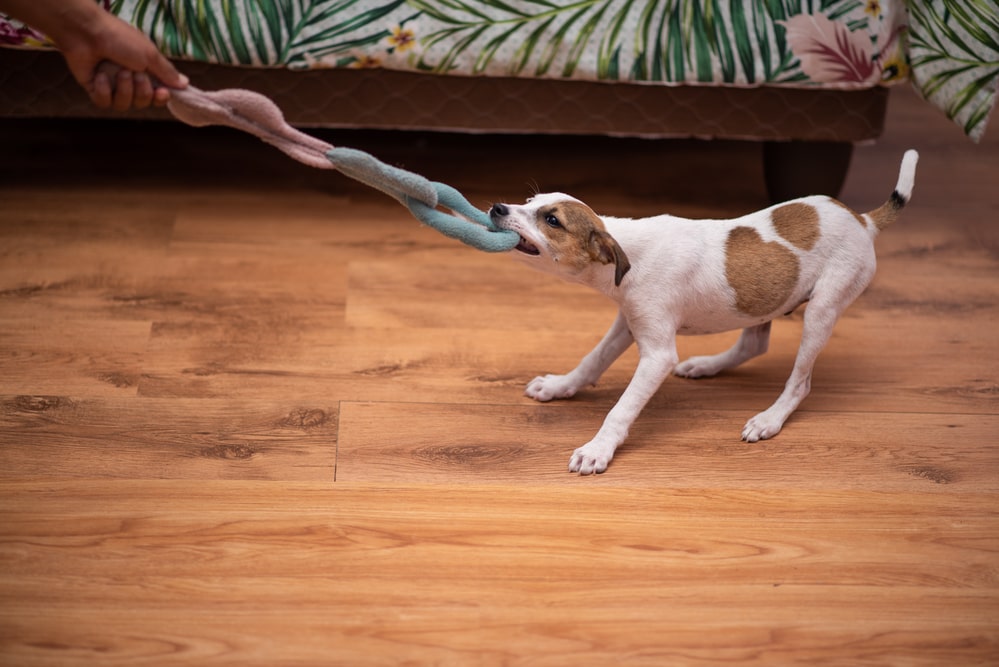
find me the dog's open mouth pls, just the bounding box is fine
[515,236,541,255]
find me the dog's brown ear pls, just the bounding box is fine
[588,229,631,286]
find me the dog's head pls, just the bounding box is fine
[489,193,631,286]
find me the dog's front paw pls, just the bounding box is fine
[525,374,579,402]
[741,410,785,443]
[568,440,615,475]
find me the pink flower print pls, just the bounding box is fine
[780,13,880,85]
[0,17,48,46]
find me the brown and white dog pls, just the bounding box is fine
[489,150,918,474]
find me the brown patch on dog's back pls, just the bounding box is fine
[771,202,819,250]
[726,226,800,317]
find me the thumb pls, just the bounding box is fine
[147,52,188,90]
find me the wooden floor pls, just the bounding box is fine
[1,85,997,665]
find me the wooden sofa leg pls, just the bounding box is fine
[763,141,853,202]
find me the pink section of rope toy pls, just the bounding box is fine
[167,86,336,169]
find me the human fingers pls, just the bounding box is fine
[92,61,171,110]
[100,19,187,91]
[131,72,155,109]
[88,63,115,109]
[112,67,134,112]
[152,86,172,107]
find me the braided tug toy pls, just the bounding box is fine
[166,86,520,253]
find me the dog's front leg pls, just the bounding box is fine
[525,311,633,402]
[569,337,678,474]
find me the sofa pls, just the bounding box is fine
[2,1,994,201]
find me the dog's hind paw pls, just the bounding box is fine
[674,355,724,378]
[741,412,784,442]
[569,441,614,475]
[525,374,580,402]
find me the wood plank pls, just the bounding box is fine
[1,238,349,324]
[136,307,998,411]
[864,208,998,318]
[0,397,335,481]
[3,301,986,413]
[0,319,151,396]
[171,195,461,254]
[1,580,994,666]
[0,481,995,666]
[345,254,619,331]
[0,191,176,244]
[342,252,997,414]
[335,401,999,489]
[0,193,174,324]
[137,324,634,402]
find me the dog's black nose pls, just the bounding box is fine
[489,203,509,218]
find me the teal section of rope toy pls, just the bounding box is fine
[327,147,520,253]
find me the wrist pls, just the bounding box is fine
[45,2,106,51]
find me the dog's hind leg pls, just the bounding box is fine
[740,289,861,442]
[742,255,876,443]
[674,321,771,378]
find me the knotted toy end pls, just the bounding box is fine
[406,188,520,253]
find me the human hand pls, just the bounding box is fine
[87,60,185,111]
[57,8,188,110]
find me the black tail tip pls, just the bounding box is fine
[889,189,907,210]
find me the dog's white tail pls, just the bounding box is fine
[867,149,919,232]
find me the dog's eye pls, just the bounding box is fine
[545,214,563,229]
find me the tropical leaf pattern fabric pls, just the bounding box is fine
[1,0,995,139]
[97,0,911,87]
[906,0,998,142]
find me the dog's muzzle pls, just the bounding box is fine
[490,203,540,256]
